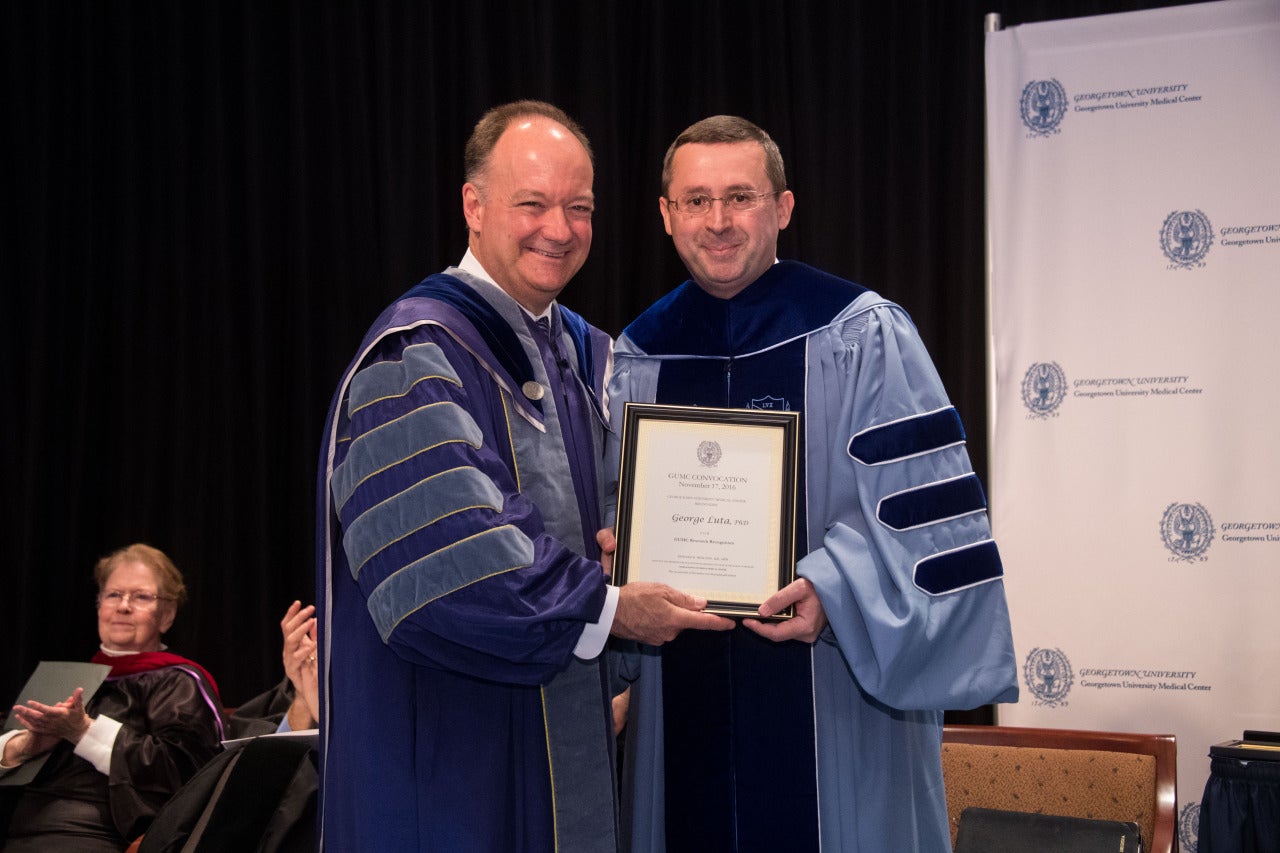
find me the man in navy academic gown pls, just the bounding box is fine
[316,101,730,853]
[606,115,1019,852]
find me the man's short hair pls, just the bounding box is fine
[464,100,594,187]
[661,115,788,196]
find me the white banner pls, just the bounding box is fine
[985,2,1280,850]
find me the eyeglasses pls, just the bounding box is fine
[665,190,781,217]
[98,590,170,609]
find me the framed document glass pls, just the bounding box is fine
[612,403,800,618]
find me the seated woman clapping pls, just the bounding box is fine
[0,544,224,852]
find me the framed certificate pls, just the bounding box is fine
[613,403,800,619]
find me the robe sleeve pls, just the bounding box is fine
[105,669,224,841]
[798,302,1019,711]
[331,325,607,686]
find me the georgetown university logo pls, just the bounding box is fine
[1024,647,1073,707]
[696,440,722,468]
[1160,502,1214,561]
[1160,209,1213,268]
[1179,802,1200,853]
[1020,362,1066,418]
[1020,79,1068,136]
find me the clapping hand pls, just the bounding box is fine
[8,686,91,759]
[281,600,320,728]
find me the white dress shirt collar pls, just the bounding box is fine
[458,249,553,322]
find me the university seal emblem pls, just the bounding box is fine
[1024,647,1073,707]
[1020,361,1067,418]
[1020,79,1068,136]
[696,440,722,468]
[1160,502,1214,561]
[1160,209,1213,268]
[1179,802,1200,853]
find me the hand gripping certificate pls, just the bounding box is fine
[613,403,799,618]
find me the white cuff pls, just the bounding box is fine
[73,714,123,775]
[0,730,24,770]
[573,585,619,660]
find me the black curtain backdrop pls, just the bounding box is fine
[3,0,1199,708]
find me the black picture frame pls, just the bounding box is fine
[613,403,800,619]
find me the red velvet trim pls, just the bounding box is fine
[90,650,220,700]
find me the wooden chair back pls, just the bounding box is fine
[941,724,1177,853]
